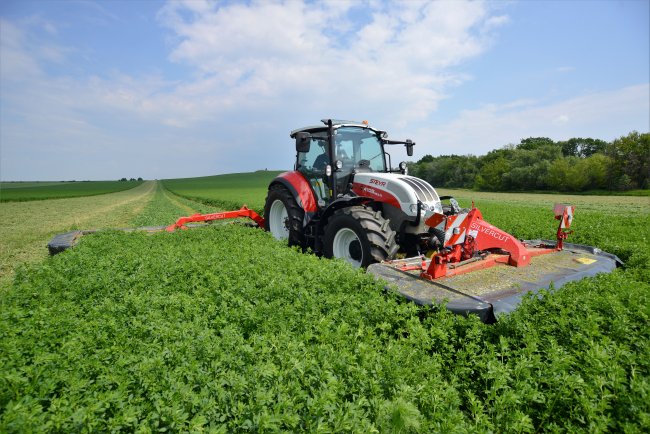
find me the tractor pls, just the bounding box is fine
[48,119,621,323]
[264,118,439,267]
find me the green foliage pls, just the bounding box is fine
[546,157,590,191]
[582,153,611,189]
[411,132,649,193]
[607,131,650,190]
[474,157,510,191]
[0,181,143,202]
[1,187,649,431]
[516,137,556,151]
[559,137,608,158]
[411,155,479,189]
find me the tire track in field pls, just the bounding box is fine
[0,181,156,289]
[162,186,200,215]
[159,183,223,215]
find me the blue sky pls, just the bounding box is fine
[1,0,648,181]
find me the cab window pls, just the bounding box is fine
[296,133,330,202]
[334,127,386,172]
[297,134,328,172]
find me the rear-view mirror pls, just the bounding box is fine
[295,132,311,153]
[406,139,414,157]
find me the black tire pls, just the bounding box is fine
[323,206,398,268]
[263,184,304,246]
[429,227,446,248]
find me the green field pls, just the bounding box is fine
[0,182,69,189]
[0,180,144,202]
[163,170,283,212]
[1,174,648,432]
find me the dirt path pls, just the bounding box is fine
[0,181,157,288]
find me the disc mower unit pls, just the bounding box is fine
[47,119,621,322]
[367,204,621,323]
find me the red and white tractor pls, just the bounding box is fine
[49,119,621,322]
[263,118,435,267]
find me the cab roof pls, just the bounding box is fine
[290,119,385,138]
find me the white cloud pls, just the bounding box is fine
[3,0,511,180]
[5,1,646,181]
[483,15,510,32]
[553,114,569,125]
[153,0,506,127]
[415,84,650,157]
[0,19,42,79]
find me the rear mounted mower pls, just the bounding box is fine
[47,119,621,322]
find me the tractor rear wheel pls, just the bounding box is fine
[323,206,398,268]
[264,184,304,246]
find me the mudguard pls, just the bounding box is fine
[269,171,319,225]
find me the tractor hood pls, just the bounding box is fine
[351,173,442,217]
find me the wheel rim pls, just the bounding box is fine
[269,199,289,240]
[332,227,363,267]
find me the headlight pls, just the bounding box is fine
[399,161,408,175]
[326,165,332,176]
[335,160,343,170]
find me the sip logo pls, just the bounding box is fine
[369,178,387,187]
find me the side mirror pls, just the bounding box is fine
[406,139,414,157]
[295,132,311,153]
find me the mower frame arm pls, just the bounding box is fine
[166,206,265,232]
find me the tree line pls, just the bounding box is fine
[409,131,649,192]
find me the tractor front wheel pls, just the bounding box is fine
[323,206,398,268]
[264,184,304,246]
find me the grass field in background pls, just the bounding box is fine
[0,182,69,189]
[438,188,650,215]
[0,180,143,202]
[163,170,283,212]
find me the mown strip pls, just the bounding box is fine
[129,182,220,228]
[0,182,156,290]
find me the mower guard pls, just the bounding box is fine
[367,241,622,323]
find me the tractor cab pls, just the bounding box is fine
[291,119,413,207]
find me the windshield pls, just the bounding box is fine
[334,127,386,172]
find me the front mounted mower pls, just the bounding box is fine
[48,119,621,322]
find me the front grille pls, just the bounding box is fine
[400,177,437,203]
